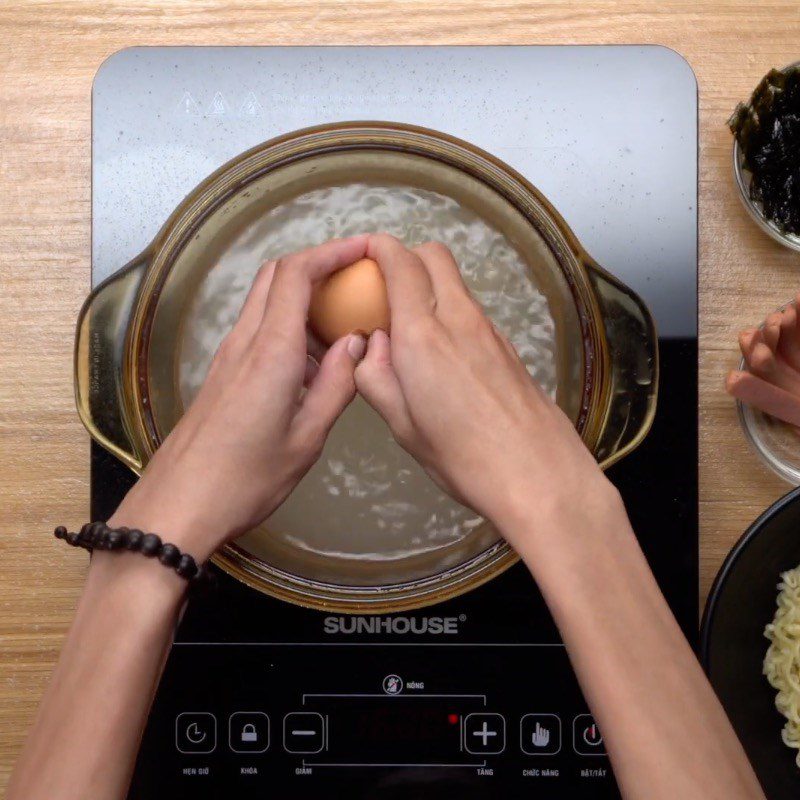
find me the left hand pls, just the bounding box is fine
[353,235,616,545]
[109,235,369,561]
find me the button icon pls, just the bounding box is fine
[283,712,325,754]
[229,712,270,754]
[573,714,605,756]
[176,712,216,754]
[464,713,506,754]
[382,674,403,695]
[520,714,561,755]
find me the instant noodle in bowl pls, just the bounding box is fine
[765,562,800,767]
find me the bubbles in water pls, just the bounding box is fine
[179,183,556,562]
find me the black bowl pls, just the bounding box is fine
[701,486,800,798]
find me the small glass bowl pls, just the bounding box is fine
[737,301,800,485]
[731,61,800,253]
[733,142,800,253]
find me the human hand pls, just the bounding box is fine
[354,234,619,546]
[109,236,370,561]
[726,297,800,427]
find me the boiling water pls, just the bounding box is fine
[180,183,556,564]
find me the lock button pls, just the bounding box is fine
[228,712,270,753]
[241,723,258,742]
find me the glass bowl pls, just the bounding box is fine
[732,142,800,253]
[737,301,800,484]
[731,61,800,253]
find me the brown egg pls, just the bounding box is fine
[308,257,390,345]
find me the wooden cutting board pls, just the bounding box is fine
[1,0,799,790]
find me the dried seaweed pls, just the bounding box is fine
[729,66,800,236]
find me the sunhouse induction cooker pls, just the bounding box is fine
[91,46,698,799]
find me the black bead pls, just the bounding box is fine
[191,566,216,593]
[86,521,104,544]
[202,565,212,579]
[126,529,144,551]
[141,533,162,557]
[175,554,198,579]
[55,522,206,587]
[158,544,181,568]
[106,530,125,550]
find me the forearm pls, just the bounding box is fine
[7,550,186,800]
[501,483,763,800]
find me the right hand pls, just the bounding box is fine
[109,236,369,561]
[355,234,619,541]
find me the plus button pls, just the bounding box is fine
[473,721,496,746]
[464,713,506,754]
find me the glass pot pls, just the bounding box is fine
[75,122,657,613]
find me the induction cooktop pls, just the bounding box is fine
[91,46,698,799]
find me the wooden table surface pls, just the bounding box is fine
[2,0,800,788]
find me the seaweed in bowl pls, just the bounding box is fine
[730,65,800,238]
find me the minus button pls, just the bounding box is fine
[283,712,325,754]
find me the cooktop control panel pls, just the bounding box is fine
[130,640,617,798]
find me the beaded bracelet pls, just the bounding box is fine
[54,522,213,588]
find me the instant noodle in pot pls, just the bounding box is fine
[75,122,658,611]
[179,182,559,574]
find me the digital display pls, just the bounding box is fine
[311,698,482,763]
[354,706,456,746]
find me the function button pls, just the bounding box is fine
[283,712,325,754]
[520,713,561,755]
[464,712,506,755]
[176,712,216,754]
[229,712,270,754]
[573,714,605,756]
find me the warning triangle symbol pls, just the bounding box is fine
[176,91,200,115]
[240,91,263,116]
[209,91,229,116]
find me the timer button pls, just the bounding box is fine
[176,712,216,754]
[464,713,506,755]
[573,714,605,756]
[283,712,325,754]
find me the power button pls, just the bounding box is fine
[573,714,605,756]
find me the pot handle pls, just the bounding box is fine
[74,251,150,474]
[585,259,659,468]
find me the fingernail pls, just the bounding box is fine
[347,333,367,362]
